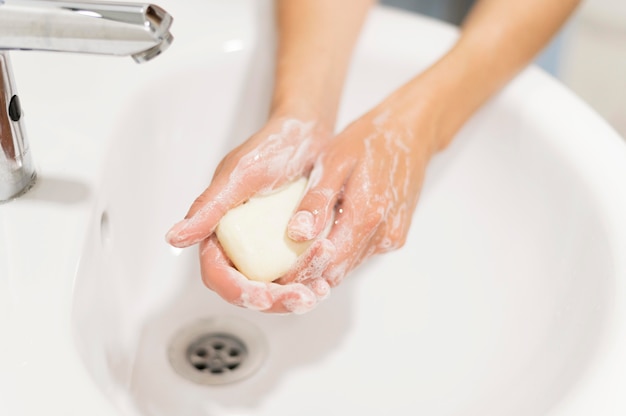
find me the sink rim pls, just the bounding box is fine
[1,2,626,415]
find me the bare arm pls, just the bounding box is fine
[166,0,374,313]
[271,0,374,128]
[167,0,581,313]
[286,0,582,293]
[395,0,581,152]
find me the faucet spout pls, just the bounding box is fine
[0,0,174,62]
[0,0,174,202]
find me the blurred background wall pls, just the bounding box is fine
[561,0,626,138]
[381,0,626,138]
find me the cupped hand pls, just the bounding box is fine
[166,115,334,314]
[198,235,336,314]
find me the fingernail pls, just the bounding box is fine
[288,285,318,314]
[288,210,316,241]
[165,219,192,246]
[284,292,317,315]
[270,284,317,314]
[310,279,331,300]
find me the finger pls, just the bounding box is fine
[199,237,273,310]
[165,166,263,248]
[265,283,319,314]
[287,158,350,242]
[166,119,323,248]
[200,237,320,314]
[323,183,381,287]
[275,238,336,285]
[306,278,332,300]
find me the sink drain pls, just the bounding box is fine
[187,333,247,374]
[168,316,267,385]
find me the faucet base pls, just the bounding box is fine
[0,167,36,203]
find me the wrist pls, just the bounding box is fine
[266,105,335,147]
[380,42,506,156]
[269,94,337,134]
[375,76,452,158]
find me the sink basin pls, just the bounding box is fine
[2,1,626,415]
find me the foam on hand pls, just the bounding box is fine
[216,177,313,282]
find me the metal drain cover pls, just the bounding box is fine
[168,316,268,385]
[187,333,247,374]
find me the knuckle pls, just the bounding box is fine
[387,228,408,249]
[362,208,385,230]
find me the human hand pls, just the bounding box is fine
[166,116,335,313]
[280,103,438,292]
[166,0,579,313]
[166,116,331,248]
[197,235,336,314]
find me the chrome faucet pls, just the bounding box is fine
[0,0,173,202]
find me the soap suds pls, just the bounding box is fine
[325,259,350,288]
[308,278,331,300]
[216,264,274,311]
[316,112,419,287]
[228,119,315,196]
[287,186,336,241]
[202,252,321,313]
[183,111,421,312]
[289,239,335,284]
[288,210,316,241]
[270,283,318,314]
[167,119,316,247]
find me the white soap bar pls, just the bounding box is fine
[216,178,312,282]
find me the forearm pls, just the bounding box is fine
[386,0,580,153]
[270,0,374,129]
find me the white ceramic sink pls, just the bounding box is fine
[2,1,626,415]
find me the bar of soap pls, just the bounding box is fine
[216,178,312,282]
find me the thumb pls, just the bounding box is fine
[166,174,257,248]
[287,161,348,242]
